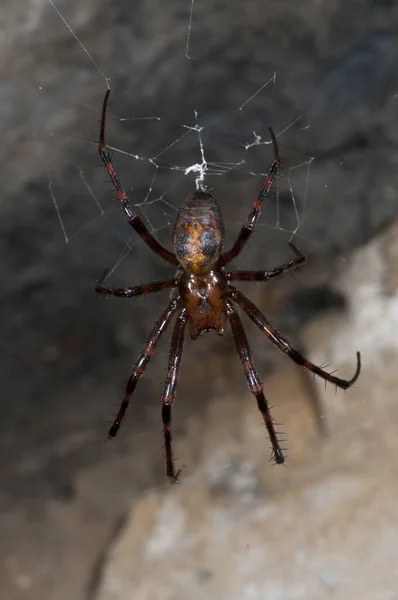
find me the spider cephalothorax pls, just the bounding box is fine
[96,90,361,482]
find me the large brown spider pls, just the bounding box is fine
[96,90,361,482]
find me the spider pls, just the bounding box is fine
[96,90,361,482]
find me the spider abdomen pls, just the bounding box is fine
[173,191,225,274]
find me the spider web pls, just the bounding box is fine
[0,0,324,515]
[6,0,398,482]
[23,0,397,475]
[3,3,398,599]
[36,1,398,288]
[40,0,317,286]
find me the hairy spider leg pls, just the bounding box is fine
[227,301,284,463]
[229,287,361,388]
[98,90,178,266]
[226,242,306,282]
[96,272,178,297]
[108,299,180,438]
[220,127,281,267]
[161,308,189,483]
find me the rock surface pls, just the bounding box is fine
[2,1,398,599]
[95,223,398,599]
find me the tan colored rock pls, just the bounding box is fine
[96,222,398,600]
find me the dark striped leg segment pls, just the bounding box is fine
[96,272,177,298]
[229,287,361,389]
[226,242,306,282]
[98,89,178,266]
[220,127,281,267]
[227,301,284,464]
[161,308,189,482]
[108,299,180,438]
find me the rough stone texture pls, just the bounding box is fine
[95,224,398,600]
[2,1,398,599]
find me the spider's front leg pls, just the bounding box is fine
[227,301,285,464]
[108,299,180,438]
[230,287,361,389]
[161,308,189,483]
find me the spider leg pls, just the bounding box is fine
[96,271,178,298]
[161,308,189,483]
[226,242,306,282]
[108,298,180,438]
[227,301,284,464]
[229,287,361,389]
[220,127,281,267]
[98,90,178,267]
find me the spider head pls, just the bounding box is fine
[173,191,225,274]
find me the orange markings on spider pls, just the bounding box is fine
[96,89,361,483]
[173,192,225,275]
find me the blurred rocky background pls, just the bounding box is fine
[1,1,398,599]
